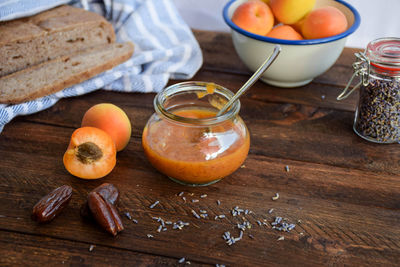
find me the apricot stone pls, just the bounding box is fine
[232,0,274,36]
[266,25,303,40]
[81,103,131,152]
[269,0,315,25]
[301,6,348,39]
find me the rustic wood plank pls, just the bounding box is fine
[1,121,400,209]
[0,30,398,267]
[0,230,190,266]
[8,87,398,175]
[0,121,399,266]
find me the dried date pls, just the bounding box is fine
[88,191,124,236]
[32,185,72,223]
[80,183,120,221]
[92,183,119,205]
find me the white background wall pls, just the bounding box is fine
[172,0,400,48]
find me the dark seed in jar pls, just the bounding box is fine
[354,78,400,143]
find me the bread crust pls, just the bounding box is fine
[0,5,116,76]
[0,42,134,104]
[0,5,115,45]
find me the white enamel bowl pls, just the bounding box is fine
[223,0,361,87]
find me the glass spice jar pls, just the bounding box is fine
[142,81,250,186]
[338,37,400,143]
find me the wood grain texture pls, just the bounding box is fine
[0,230,189,266]
[0,30,399,266]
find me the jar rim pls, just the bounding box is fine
[366,37,400,68]
[154,81,241,126]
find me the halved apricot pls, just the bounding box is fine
[63,127,116,179]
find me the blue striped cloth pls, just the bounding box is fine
[0,0,203,133]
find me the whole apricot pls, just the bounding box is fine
[232,0,274,36]
[63,127,117,179]
[290,17,306,33]
[269,0,315,25]
[301,6,348,39]
[81,103,131,152]
[266,25,303,40]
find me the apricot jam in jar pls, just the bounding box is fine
[142,81,250,186]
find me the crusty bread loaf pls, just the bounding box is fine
[0,42,134,104]
[0,5,116,77]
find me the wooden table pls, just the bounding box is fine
[1,30,399,266]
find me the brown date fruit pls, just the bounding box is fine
[88,191,124,236]
[80,183,120,221]
[92,183,119,205]
[32,185,72,223]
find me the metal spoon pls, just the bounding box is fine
[217,44,281,116]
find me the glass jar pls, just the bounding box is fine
[142,81,250,186]
[338,37,400,143]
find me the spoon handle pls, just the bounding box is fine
[217,44,281,116]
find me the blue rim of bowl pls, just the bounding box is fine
[223,0,361,45]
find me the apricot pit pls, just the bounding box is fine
[76,142,103,164]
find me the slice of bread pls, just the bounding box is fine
[0,5,116,77]
[0,42,134,104]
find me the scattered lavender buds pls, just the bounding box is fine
[89,245,95,252]
[173,220,190,230]
[231,206,245,216]
[268,208,274,214]
[191,209,201,219]
[149,200,160,209]
[134,189,300,249]
[271,217,296,232]
[124,212,132,220]
[178,257,185,264]
[214,214,226,220]
[200,214,208,219]
[222,230,244,246]
[285,165,290,172]
[237,221,251,231]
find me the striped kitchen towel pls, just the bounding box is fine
[0,0,203,133]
